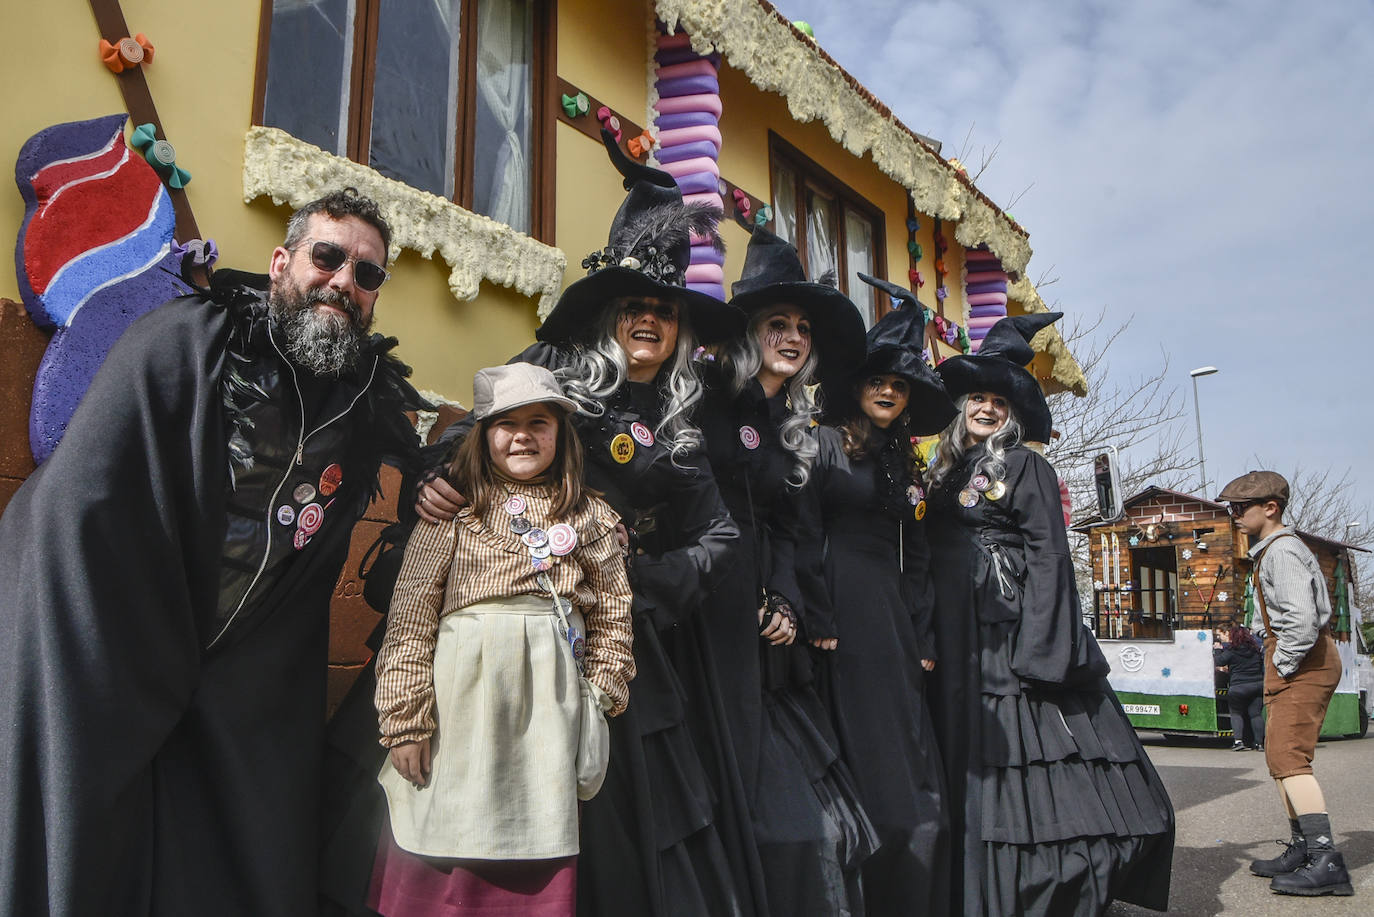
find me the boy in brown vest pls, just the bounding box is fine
[1220,470,1353,897]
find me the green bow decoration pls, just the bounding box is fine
[754,204,773,225]
[907,240,923,260]
[130,122,191,189]
[561,92,590,119]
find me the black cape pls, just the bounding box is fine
[802,425,950,916]
[925,444,1174,917]
[696,375,877,916]
[0,288,423,916]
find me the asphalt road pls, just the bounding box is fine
[1107,732,1373,916]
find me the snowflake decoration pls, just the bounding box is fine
[1217,591,1229,603]
[1181,548,1193,560]
[1161,667,1172,678]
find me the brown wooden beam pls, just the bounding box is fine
[87,0,200,242]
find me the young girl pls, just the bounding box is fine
[370,362,635,916]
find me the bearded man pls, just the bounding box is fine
[0,189,427,917]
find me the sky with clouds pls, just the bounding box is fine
[771,0,1374,522]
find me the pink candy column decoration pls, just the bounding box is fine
[655,29,725,301]
[963,248,1009,352]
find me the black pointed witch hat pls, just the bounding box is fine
[821,273,956,434]
[537,129,745,346]
[935,311,1061,442]
[726,224,866,376]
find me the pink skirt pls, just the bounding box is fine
[368,824,576,917]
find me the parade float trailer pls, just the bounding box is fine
[1,0,1089,712]
[1077,486,1372,739]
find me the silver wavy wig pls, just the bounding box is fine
[718,311,821,488]
[557,302,705,460]
[927,394,1024,490]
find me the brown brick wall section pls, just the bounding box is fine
[324,403,467,717]
[0,300,48,514]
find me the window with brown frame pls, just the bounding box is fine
[768,134,887,327]
[252,0,555,241]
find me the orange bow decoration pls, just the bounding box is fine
[99,34,155,73]
[627,130,655,159]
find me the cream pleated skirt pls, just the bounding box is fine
[379,594,584,860]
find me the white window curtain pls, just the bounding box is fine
[844,209,875,326]
[772,162,798,244]
[806,188,838,283]
[473,0,532,233]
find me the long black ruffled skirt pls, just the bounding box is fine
[938,615,1174,917]
[815,533,950,916]
[578,612,747,917]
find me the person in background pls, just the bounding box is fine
[1215,623,1265,751]
[1220,470,1353,897]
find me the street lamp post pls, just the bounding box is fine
[1190,366,1219,494]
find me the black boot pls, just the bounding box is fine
[1251,838,1306,877]
[1270,849,1355,896]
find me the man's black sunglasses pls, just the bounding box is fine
[293,239,390,292]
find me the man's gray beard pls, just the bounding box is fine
[268,283,371,376]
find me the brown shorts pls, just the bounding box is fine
[1263,632,1342,779]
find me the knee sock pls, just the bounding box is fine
[1279,774,1327,815]
[1297,813,1334,851]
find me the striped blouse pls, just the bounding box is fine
[375,481,635,746]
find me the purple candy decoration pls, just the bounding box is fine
[655,110,720,131]
[690,245,725,266]
[969,304,1008,319]
[686,281,726,300]
[674,171,720,196]
[656,74,719,98]
[655,46,721,67]
[965,279,1008,295]
[654,140,720,164]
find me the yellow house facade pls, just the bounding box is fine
[0,0,1084,415]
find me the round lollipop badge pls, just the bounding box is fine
[547,523,579,557]
[739,425,760,450]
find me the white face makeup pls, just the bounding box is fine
[859,373,910,429]
[486,403,560,480]
[612,296,680,382]
[963,391,1010,444]
[755,304,812,394]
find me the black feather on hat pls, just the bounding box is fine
[537,129,745,346]
[821,273,956,434]
[726,224,866,377]
[936,311,1061,443]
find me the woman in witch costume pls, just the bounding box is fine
[416,130,762,917]
[800,273,955,915]
[695,225,878,916]
[924,312,1175,916]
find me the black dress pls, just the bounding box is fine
[802,425,950,915]
[540,349,757,917]
[696,376,877,916]
[925,443,1174,917]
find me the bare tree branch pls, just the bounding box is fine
[1003,181,1034,212]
